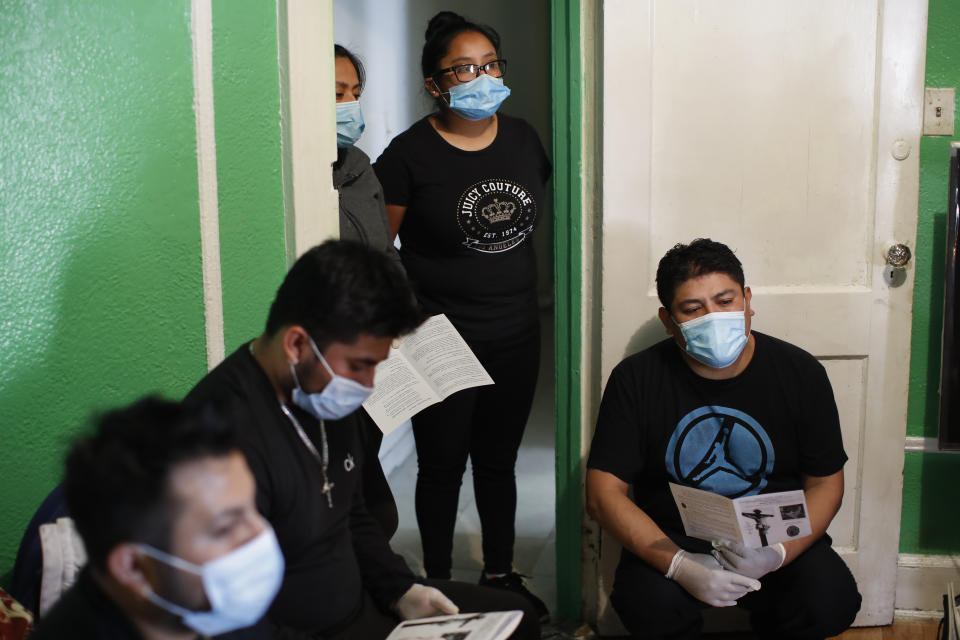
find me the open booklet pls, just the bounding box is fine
[363,314,494,434]
[669,482,812,548]
[385,610,523,640]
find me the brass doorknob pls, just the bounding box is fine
[886,244,912,268]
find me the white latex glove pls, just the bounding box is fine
[712,540,786,579]
[666,550,761,607]
[393,584,460,620]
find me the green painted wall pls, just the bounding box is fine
[0,2,289,587]
[901,0,960,554]
[212,0,288,351]
[551,0,583,621]
[0,1,207,583]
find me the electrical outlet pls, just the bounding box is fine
[924,87,955,136]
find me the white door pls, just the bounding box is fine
[592,0,927,630]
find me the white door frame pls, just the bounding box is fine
[278,0,340,264]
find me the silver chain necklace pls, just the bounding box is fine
[279,403,334,508]
[251,341,335,508]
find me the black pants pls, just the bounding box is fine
[610,535,861,640]
[413,322,540,578]
[325,579,541,640]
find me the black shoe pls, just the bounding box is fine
[479,571,549,622]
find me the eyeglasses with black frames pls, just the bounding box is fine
[433,59,507,83]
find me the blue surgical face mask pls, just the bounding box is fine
[674,311,748,369]
[335,100,365,148]
[138,526,285,636]
[443,74,511,121]
[290,337,374,420]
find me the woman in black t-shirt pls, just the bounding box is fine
[373,11,550,620]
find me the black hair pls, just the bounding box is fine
[63,397,239,570]
[421,11,501,80]
[655,238,746,309]
[334,44,365,94]
[264,239,425,348]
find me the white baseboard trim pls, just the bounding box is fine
[895,553,960,616]
[893,608,943,621]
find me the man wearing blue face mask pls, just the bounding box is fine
[184,240,541,640]
[31,398,280,640]
[585,239,861,640]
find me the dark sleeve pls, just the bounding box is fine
[183,381,275,518]
[373,137,412,207]
[795,355,848,477]
[373,179,404,269]
[264,621,320,640]
[217,618,289,640]
[348,445,416,609]
[586,359,645,484]
[243,439,274,520]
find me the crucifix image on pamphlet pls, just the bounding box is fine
[669,482,812,548]
[384,610,523,640]
[363,314,494,434]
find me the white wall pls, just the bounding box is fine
[332,0,554,300]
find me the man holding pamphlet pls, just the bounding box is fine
[185,240,538,640]
[586,239,861,639]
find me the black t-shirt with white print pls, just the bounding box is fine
[587,332,847,543]
[374,113,551,340]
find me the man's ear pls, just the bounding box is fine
[106,543,153,598]
[657,307,676,336]
[280,326,310,365]
[744,286,755,317]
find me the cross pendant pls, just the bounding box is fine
[321,479,335,508]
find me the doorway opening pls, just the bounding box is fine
[332,0,564,615]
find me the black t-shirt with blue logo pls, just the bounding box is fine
[374,113,551,340]
[587,331,847,546]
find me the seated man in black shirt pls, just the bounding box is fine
[586,239,861,640]
[32,398,280,640]
[185,239,539,639]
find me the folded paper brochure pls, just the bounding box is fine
[385,610,523,640]
[362,314,493,434]
[669,482,812,547]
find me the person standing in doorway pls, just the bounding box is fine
[333,43,403,540]
[374,11,551,620]
[334,44,401,268]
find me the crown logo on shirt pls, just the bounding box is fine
[480,199,515,224]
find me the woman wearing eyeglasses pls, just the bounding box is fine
[373,11,550,621]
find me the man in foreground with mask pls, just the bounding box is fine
[585,239,861,639]
[31,398,282,639]
[184,240,540,639]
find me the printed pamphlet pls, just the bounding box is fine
[669,482,812,547]
[384,610,524,640]
[363,314,493,434]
